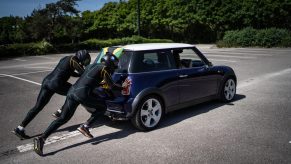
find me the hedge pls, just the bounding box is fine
[0,40,53,58]
[53,36,172,53]
[0,36,173,58]
[217,27,291,48]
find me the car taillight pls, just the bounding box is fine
[121,78,131,95]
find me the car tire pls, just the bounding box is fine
[220,77,236,102]
[131,95,164,131]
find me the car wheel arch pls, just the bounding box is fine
[131,88,166,116]
[217,66,237,93]
[217,74,237,100]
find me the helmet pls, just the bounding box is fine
[75,50,91,66]
[101,52,119,72]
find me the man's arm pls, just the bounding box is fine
[70,57,85,76]
[102,69,123,91]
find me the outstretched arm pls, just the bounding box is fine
[102,69,123,91]
[70,57,85,77]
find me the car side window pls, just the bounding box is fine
[131,51,175,73]
[173,49,206,69]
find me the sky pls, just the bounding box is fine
[0,0,120,17]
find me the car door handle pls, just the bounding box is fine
[179,75,188,78]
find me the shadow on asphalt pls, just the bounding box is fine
[27,124,83,139]
[44,94,246,156]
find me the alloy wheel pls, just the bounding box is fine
[224,79,236,101]
[140,98,162,128]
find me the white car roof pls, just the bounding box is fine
[122,43,195,51]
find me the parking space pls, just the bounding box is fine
[0,47,290,163]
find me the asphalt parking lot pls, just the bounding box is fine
[0,46,290,163]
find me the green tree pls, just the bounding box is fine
[25,0,80,42]
[0,16,26,44]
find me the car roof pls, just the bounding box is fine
[122,43,195,51]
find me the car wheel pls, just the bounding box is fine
[131,96,164,131]
[220,77,236,102]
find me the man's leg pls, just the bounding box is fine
[34,96,79,156]
[77,109,105,139]
[84,108,106,127]
[42,97,79,139]
[13,86,54,139]
[77,88,107,138]
[52,82,72,118]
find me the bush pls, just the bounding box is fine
[79,36,173,50]
[0,36,173,58]
[217,28,291,48]
[0,40,53,58]
[53,36,173,53]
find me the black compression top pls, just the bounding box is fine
[45,56,84,84]
[73,63,122,90]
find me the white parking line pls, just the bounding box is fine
[0,70,51,78]
[205,54,256,59]
[17,125,120,153]
[13,58,27,62]
[10,70,52,76]
[209,59,237,63]
[33,56,56,60]
[17,130,82,153]
[204,51,272,57]
[0,74,41,85]
[0,62,57,69]
[26,66,54,69]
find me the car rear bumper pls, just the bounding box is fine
[105,96,134,119]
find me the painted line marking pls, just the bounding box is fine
[12,70,51,76]
[13,58,27,62]
[17,130,81,153]
[289,141,291,144]
[0,62,57,69]
[204,51,272,57]
[210,48,291,52]
[209,59,237,63]
[16,125,119,153]
[0,74,41,85]
[0,70,51,78]
[32,56,55,60]
[205,54,256,59]
[26,66,54,69]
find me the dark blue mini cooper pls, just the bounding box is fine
[94,43,237,131]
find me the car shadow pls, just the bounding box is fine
[44,94,245,156]
[158,94,246,130]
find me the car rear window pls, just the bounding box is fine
[130,50,175,73]
[94,48,132,73]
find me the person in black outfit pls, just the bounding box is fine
[33,52,124,156]
[12,50,91,140]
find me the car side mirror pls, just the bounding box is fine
[208,62,213,67]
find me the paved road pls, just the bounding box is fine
[0,47,290,163]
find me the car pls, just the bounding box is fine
[94,43,237,131]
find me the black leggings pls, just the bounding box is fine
[41,87,106,140]
[20,82,72,127]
